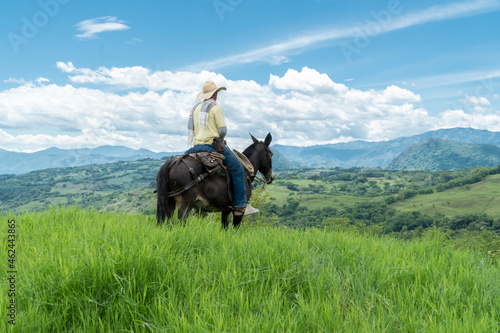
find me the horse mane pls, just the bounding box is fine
[242,142,258,157]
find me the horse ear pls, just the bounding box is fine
[264,133,272,146]
[250,133,259,144]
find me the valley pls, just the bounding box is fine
[1,127,500,264]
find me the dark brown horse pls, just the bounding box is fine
[156,133,274,228]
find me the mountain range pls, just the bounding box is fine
[0,144,298,175]
[2,127,500,174]
[272,127,500,168]
[0,146,174,175]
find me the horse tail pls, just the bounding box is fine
[156,158,175,225]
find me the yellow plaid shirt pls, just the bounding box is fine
[192,101,227,146]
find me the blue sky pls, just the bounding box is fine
[1,0,500,152]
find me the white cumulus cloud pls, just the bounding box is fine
[462,94,491,106]
[1,64,499,152]
[439,109,500,129]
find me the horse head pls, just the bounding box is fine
[246,133,275,184]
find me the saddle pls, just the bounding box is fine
[189,152,226,175]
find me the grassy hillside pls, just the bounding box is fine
[266,167,485,214]
[268,177,377,212]
[1,207,499,332]
[390,174,500,219]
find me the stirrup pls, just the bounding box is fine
[233,206,245,216]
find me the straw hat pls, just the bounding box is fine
[197,81,226,100]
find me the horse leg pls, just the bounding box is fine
[172,194,191,222]
[166,199,175,220]
[157,201,175,226]
[221,210,232,229]
[156,159,177,226]
[177,205,192,222]
[158,197,175,226]
[232,213,244,229]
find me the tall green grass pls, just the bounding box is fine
[1,207,499,332]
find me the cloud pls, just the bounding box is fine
[4,77,50,87]
[126,37,143,45]
[1,65,499,152]
[56,61,228,92]
[185,0,500,70]
[404,68,500,89]
[269,67,349,94]
[0,82,193,152]
[456,94,494,113]
[269,56,292,66]
[75,16,130,39]
[439,109,500,128]
[462,95,491,107]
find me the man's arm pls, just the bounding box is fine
[218,126,227,138]
[213,105,227,138]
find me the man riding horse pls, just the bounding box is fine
[185,81,259,217]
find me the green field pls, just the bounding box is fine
[391,174,500,219]
[267,169,500,232]
[268,179,375,210]
[1,207,499,332]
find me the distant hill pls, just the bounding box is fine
[0,146,176,175]
[270,148,303,169]
[387,138,500,171]
[272,128,500,168]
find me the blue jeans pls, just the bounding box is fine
[186,144,247,208]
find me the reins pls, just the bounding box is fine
[254,174,272,185]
